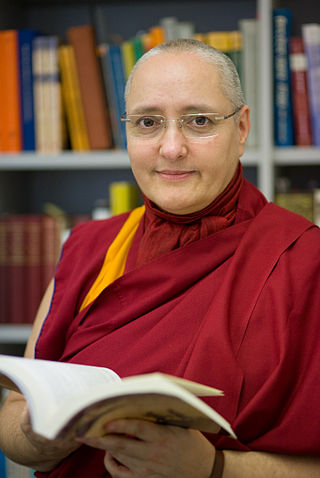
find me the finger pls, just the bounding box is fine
[104,451,131,477]
[104,418,164,442]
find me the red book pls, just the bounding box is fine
[7,216,26,324]
[41,215,61,294]
[24,216,42,324]
[67,25,112,150]
[0,216,9,323]
[289,37,313,146]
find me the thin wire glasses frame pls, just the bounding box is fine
[120,105,244,140]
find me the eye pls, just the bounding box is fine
[192,115,210,126]
[137,116,161,129]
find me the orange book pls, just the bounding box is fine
[67,25,112,150]
[0,30,22,152]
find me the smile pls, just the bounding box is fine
[156,170,196,181]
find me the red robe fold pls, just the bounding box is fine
[35,179,320,478]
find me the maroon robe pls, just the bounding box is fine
[35,179,320,477]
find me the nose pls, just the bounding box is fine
[158,121,188,160]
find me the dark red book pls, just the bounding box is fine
[24,215,42,324]
[0,216,9,323]
[289,37,313,146]
[41,215,61,294]
[7,216,26,324]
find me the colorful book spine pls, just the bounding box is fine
[67,25,112,150]
[289,37,313,146]
[98,43,127,150]
[109,182,140,216]
[59,44,90,151]
[33,36,63,153]
[302,23,320,146]
[18,29,37,151]
[0,30,22,152]
[273,8,294,146]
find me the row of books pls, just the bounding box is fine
[0,214,61,324]
[275,188,320,225]
[273,9,320,146]
[0,15,261,153]
[0,181,140,325]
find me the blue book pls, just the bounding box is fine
[99,43,127,150]
[0,449,6,477]
[273,8,294,146]
[302,23,320,146]
[18,29,38,151]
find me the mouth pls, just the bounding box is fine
[156,170,196,181]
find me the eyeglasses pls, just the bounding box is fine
[120,106,243,141]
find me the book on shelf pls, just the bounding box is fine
[18,29,38,151]
[58,44,90,151]
[289,37,313,146]
[0,30,22,152]
[33,36,64,153]
[0,354,235,441]
[98,43,127,150]
[313,189,320,227]
[273,8,294,147]
[109,181,140,216]
[67,25,113,150]
[0,214,61,325]
[275,191,314,223]
[238,18,259,148]
[302,23,320,147]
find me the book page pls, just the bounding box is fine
[0,355,120,429]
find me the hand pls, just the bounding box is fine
[78,419,215,478]
[20,405,81,470]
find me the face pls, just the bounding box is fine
[126,52,250,215]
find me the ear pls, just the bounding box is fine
[237,105,250,157]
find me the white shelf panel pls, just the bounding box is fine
[0,325,32,344]
[275,147,320,165]
[0,150,131,170]
[0,149,259,171]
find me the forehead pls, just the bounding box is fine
[126,52,229,111]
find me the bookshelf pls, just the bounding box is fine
[0,0,320,345]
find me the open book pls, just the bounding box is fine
[0,354,236,441]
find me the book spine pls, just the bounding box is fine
[59,45,90,151]
[98,44,126,150]
[0,446,6,477]
[0,216,9,323]
[24,216,42,324]
[108,45,127,148]
[0,30,22,152]
[109,182,139,216]
[67,25,112,150]
[18,30,37,151]
[273,8,294,146]
[275,192,314,221]
[33,36,63,153]
[313,189,320,227]
[289,37,313,146]
[302,23,320,146]
[41,215,61,294]
[7,216,26,324]
[239,18,259,148]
